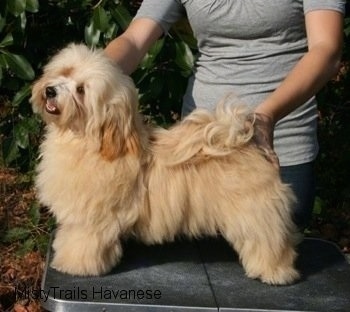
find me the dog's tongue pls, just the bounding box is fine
[45,99,60,115]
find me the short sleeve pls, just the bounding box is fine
[134,0,185,33]
[304,0,346,14]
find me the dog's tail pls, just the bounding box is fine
[195,95,254,152]
[152,94,255,165]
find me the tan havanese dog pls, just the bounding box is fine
[31,44,300,285]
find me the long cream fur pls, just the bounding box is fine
[31,44,300,285]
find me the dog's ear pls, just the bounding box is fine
[99,81,142,161]
[30,78,46,115]
[100,117,141,161]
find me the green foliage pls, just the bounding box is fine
[133,33,194,125]
[1,201,55,256]
[0,0,40,170]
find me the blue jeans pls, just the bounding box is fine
[280,162,315,230]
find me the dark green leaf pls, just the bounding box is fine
[174,41,194,76]
[2,52,35,80]
[85,21,101,47]
[18,237,36,256]
[110,5,132,31]
[36,234,50,255]
[93,6,110,32]
[18,11,27,30]
[140,39,164,69]
[29,202,41,226]
[14,117,40,149]
[0,13,5,33]
[172,19,197,49]
[12,83,31,107]
[103,23,118,42]
[14,121,30,149]
[0,33,14,48]
[344,18,350,37]
[47,216,56,231]
[8,0,26,17]
[0,54,6,67]
[3,137,20,165]
[313,197,324,215]
[26,0,39,13]
[150,39,165,57]
[2,227,30,242]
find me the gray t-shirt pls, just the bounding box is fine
[135,0,345,166]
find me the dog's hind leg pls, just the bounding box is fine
[220,201,300,285]
[234,235,299,285]
[51,224,122,276]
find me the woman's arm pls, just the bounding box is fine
[255,10,344,123]
[252,10,343,167]
[104,18,164,75]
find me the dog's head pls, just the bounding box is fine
[31,44,142,160]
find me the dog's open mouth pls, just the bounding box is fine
[45,98,60,115]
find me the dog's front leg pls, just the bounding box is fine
[51,224,122,276]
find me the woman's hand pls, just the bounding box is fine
[252,113,280,169]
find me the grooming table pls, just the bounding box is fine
[41,237,350,312]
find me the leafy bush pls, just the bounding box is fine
[0,0,40,170]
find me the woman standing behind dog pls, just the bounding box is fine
[105,0,345,229]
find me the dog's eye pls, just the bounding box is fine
[76,85,85,95]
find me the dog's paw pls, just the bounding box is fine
[50,257,96,276]
[51,243,122,276]
[51,254,109,276]
[258,267,300,285]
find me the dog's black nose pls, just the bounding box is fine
[45,86,57,98]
